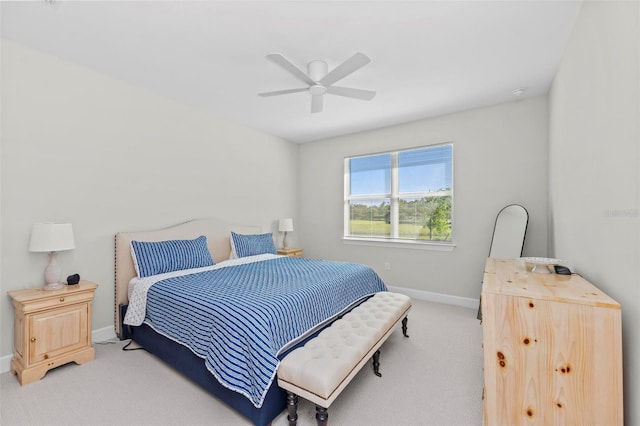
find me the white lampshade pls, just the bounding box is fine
[278,218,294,232]
[29,223,75,252]
[29,223,75,291]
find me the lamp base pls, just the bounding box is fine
[43,282,65,291]
[43,251,62,290]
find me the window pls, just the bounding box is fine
[344,143,453,244]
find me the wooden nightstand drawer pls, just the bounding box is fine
[277,248,303,257]
[14,290,94,314]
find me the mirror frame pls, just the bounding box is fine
[488,204,529,258]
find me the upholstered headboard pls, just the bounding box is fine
[114,218,261,338]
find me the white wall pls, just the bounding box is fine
[298,97,548,300]
[548,1,640,423]
[0,40,299,359]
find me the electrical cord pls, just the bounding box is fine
[122,339,146,351]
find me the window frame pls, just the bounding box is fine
[343,143,455,250]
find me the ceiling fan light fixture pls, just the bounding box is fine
[309,84,327,96]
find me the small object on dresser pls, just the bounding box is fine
[554,265,572,275]
[67,274,80,285]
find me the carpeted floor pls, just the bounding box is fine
[1,299,483,426]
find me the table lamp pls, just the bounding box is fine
[278,218,294,249]
[29,222,75,290]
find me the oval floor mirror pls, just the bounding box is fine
[478,204,528,320]
[488,204,529,259]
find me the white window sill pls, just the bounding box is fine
[342,237,456,251]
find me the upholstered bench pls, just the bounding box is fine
[277,291,412,426]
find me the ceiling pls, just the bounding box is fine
[1,1,582,143]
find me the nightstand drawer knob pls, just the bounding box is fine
[59,297,65,302]
[30,337,36,342]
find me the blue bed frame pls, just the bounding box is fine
[120,305,286,426]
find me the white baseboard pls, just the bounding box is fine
[0,354,12,375]
[386,285,479,310]
[92,325,117,343]
[0,325,117,374]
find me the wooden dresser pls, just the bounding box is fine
[8,280,98,385]
[481,258,623,426]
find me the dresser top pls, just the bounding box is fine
[482,258,620,309]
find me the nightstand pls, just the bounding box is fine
[277,248,303,257]
[8,280,98,385]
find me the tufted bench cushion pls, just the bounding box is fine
[277,291,412,425]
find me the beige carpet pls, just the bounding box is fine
[1,299,483,426]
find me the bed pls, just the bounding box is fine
[114,218,388,425]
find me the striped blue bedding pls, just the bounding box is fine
[142,256,387,408]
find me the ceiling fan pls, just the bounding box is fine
[258,52,376,113]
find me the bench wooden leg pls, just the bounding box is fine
[315,405,328,426]
[402,316,409,337]
[372,349,382,377]
[286,391,298,426]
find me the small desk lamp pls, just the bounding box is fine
[29,222,75,290]
[278,218,294,249]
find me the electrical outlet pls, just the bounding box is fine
[384,262,391,270]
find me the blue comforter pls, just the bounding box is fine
[143,256,387,407]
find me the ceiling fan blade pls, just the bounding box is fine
[267,53,315,86]
[319,52,371,86]
[327,86,376,100]
[258,88,308,97]
[311,94,323,113]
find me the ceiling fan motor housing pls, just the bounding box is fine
[307,60,328,82]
